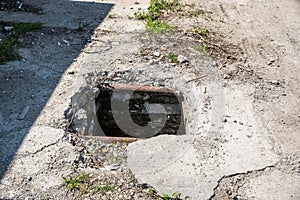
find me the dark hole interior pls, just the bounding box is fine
[95,85,185,138]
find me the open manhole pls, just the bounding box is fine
[71,84,185,139]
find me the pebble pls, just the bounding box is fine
[27,176,32,181]
[212,61,218,68]
[223,74,231,79]
[177,55,188,63]
[18,106,30,120]
[4,26,13,31]
[269,80,280,85]
[149,59,155,65]
[153,52,160,57]
[68,70,75,75]
[105,164,120,171]
[267,58,275,65]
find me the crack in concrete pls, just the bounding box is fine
[32,140,60,155]
[208,163,279,200]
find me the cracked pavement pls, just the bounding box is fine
[1,0,300,199]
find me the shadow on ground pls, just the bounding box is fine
[0,0,113,181]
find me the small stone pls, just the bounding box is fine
[223,74,231,79]
[105,164,120,171]
[112,77,122,81]
[149,59,155,65]
[212,61,218,68]
[27,176,32,181]
[18,106,30,120]
[101,71,108,76]
[62,39,70,46]
[153,52,160,57]
[163,63,170,67]
[267,58,275,65]
[270,80,280,85]
[178,55,188,63]
[4,26,13,31]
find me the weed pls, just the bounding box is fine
[76,22,84,32]
[109,156,121,164]
[0,21,42,35]
[135,0,180,33]
[0,21,42,64]
[162,192,190,200]
[63,172,116,195]
[146,19,175,33]
[12,22,42,35]
[148,0,180,15]
[63,173,90,191]
[79,186,89,194]
[187,8,205,17]
[111,141,117,147]
[196,45,208,54]
[148,188,156,196]
[123,137,129,143]
[92,184,114,194]
[89,147,96,154]
[167,53,178,63]
[108,13,117,19]
[134,11,149,20]
[194,27,208,36]
[0,38,20,64]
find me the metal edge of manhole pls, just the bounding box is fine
[69,84,186,142]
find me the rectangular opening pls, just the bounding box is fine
[95,84,185,138]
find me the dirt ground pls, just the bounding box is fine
[0,0,299,199]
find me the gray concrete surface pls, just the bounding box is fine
[0,0,299,199]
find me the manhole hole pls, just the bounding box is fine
[70,84,185,139]
[95,84,185,138]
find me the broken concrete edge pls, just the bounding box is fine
[70,82,185,136]
[78,134,141,143]
[208,163,279,200]
[99,84,180,95]
[126,133,282,199]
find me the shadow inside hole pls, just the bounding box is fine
[96,85,185,138]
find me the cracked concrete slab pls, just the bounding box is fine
[0,0,299,199]
[242,169,300,200]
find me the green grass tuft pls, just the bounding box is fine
[0,21,42,64]
[63,173,90,191]
[194,28,208,36]
[135,0,179,33]
[196,45,209,54]
[91,184,114,194]
[0,38,20,64]
[146,19,176,33]
[12,22,42,35]
[167,53,178,63]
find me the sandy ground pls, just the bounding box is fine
[0,0,299,199]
